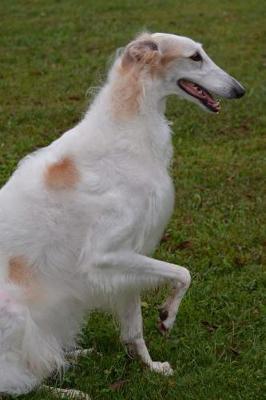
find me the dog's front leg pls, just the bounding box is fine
[92,252,191,375]
[116,294,173,375]
[158,283,189,335]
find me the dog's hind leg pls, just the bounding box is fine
[41,385,91,400]
[116,294,173,375]
[40,350,96,399]
[65,348,100,363]
[0,289,39,394]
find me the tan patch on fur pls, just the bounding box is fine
[161,49,182,65]
[8,256,32,286]
[44,157,79,190]
[111,71,142,119]
[8,256,42,301]
[111,33,182,118]
[148,46,183,77]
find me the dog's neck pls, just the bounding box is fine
[80,82,172,167]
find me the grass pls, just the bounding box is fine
[0,0,265,399]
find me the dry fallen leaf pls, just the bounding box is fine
[175,240,193,250]
[109,380,128,391]
[68,95,82,101]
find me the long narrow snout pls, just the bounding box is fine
[203,64,246,101]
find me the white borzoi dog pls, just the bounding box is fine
[0,32,244,396]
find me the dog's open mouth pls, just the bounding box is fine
[178,79,221,113]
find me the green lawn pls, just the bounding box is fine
[0,1,265,399]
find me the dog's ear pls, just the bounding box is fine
[121,40,160,68]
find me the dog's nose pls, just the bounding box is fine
[233,85,245,98]
[230,79,245,98]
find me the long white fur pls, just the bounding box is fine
[0,32,244,394]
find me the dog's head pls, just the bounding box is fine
[118,32,245,113]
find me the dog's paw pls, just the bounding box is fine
[157,307,176,335]
[149,361,173,376]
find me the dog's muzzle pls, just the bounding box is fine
[226,78,245,99]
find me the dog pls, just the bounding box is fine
[0,32,245,396]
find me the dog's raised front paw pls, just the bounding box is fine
[157,307,176,335]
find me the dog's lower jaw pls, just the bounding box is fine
[125,339,173,376]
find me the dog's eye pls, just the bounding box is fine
[190,52,202,62]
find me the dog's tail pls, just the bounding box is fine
[0,284,64,395]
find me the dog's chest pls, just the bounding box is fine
[137,170,175,255]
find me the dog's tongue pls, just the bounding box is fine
[179,79,220,112]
